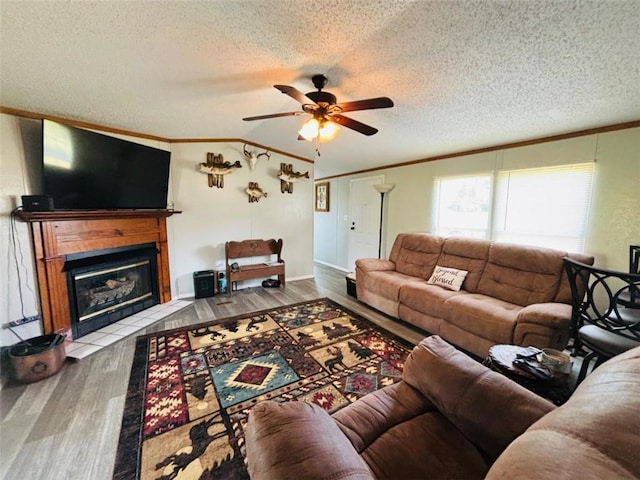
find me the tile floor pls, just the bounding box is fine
[64,299,192,359]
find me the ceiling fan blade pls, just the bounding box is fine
[330,114,379,136]
[242,111,305,121]
[336,97,394,113]
[274,85,316,104]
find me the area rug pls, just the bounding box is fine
[113,298,414,480]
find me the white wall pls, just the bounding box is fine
[0,112,315,346]
[587,128,640,269]
[168,142,314,297]
[0,115,42,345]
[313,178,349,270]
[315,128,640,272]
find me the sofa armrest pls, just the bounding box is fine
[245,401,374,480]
[402,336,555,461]
[516,302,572,329]
[355,258,396,273]
[514,303,572,348]
[333,380,435,453]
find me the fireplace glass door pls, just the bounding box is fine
[66,244,159,338]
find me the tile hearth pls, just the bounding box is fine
[65,299,192,359]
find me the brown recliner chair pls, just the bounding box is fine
[245,336,640,479]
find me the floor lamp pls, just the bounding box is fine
[374,183,395,258]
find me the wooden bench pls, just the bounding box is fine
[225,239,285,294]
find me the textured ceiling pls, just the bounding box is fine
[1,0,639,177]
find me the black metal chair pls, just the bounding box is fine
[563,257,640,385]
[617,245,640,308]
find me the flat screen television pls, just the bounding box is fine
[42,119,171,210]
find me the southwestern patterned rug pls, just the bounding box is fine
[113,298,414,480]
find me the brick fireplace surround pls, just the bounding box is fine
[16,209,178,340]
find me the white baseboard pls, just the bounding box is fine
[313,259,350,273]
[287,274,315,281]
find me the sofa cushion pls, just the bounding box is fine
[399,281,466,319]
[439,322,497,358]
[554,252,596,303]
[360,411,490,479]
[358,270,421,302]
[427,265,469,291]
[445,293,522,345]
[390,233,444,279]
[477,243,567,306]
[439,237,491,292]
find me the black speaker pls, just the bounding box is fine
[193,270,215,298]
[22,195,54,212]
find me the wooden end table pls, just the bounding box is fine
[485,344,572,406]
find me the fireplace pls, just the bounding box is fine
[16,209,177,338]
[66,244,160,338]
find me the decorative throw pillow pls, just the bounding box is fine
[427,265,469,291]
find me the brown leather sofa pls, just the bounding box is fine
[356,233,594,357]
[245,336,640,479]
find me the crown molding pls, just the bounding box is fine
[0,106,314,164]
[316,120,640,181]
[4,106,636,177]
[0,106,171,142]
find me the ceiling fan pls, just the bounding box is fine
[242,74,394,146]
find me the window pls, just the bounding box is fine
[433,174,492,238]
[433,163,594,252]
[493,164,594,252]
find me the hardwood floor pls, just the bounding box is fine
[0,264,424,480]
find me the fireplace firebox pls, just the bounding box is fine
[65,243,160,338]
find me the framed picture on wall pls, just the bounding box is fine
[315,182,330,212]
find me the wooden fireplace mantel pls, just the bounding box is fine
[16,209,180,337]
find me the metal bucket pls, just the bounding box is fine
[9,334,67,384]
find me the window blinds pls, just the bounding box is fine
[492,163,594,252]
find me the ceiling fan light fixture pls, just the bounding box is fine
[298,118,319,141]
[318,120,340,143]
[298,118,340,143]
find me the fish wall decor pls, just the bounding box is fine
[246,182,268,203]
[199,152,242,188]
[278,163,309,194]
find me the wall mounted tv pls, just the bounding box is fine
[42,119,171,210]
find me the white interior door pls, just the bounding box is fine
[348,176,384,270]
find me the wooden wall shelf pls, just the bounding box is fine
[16,209,181,338]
